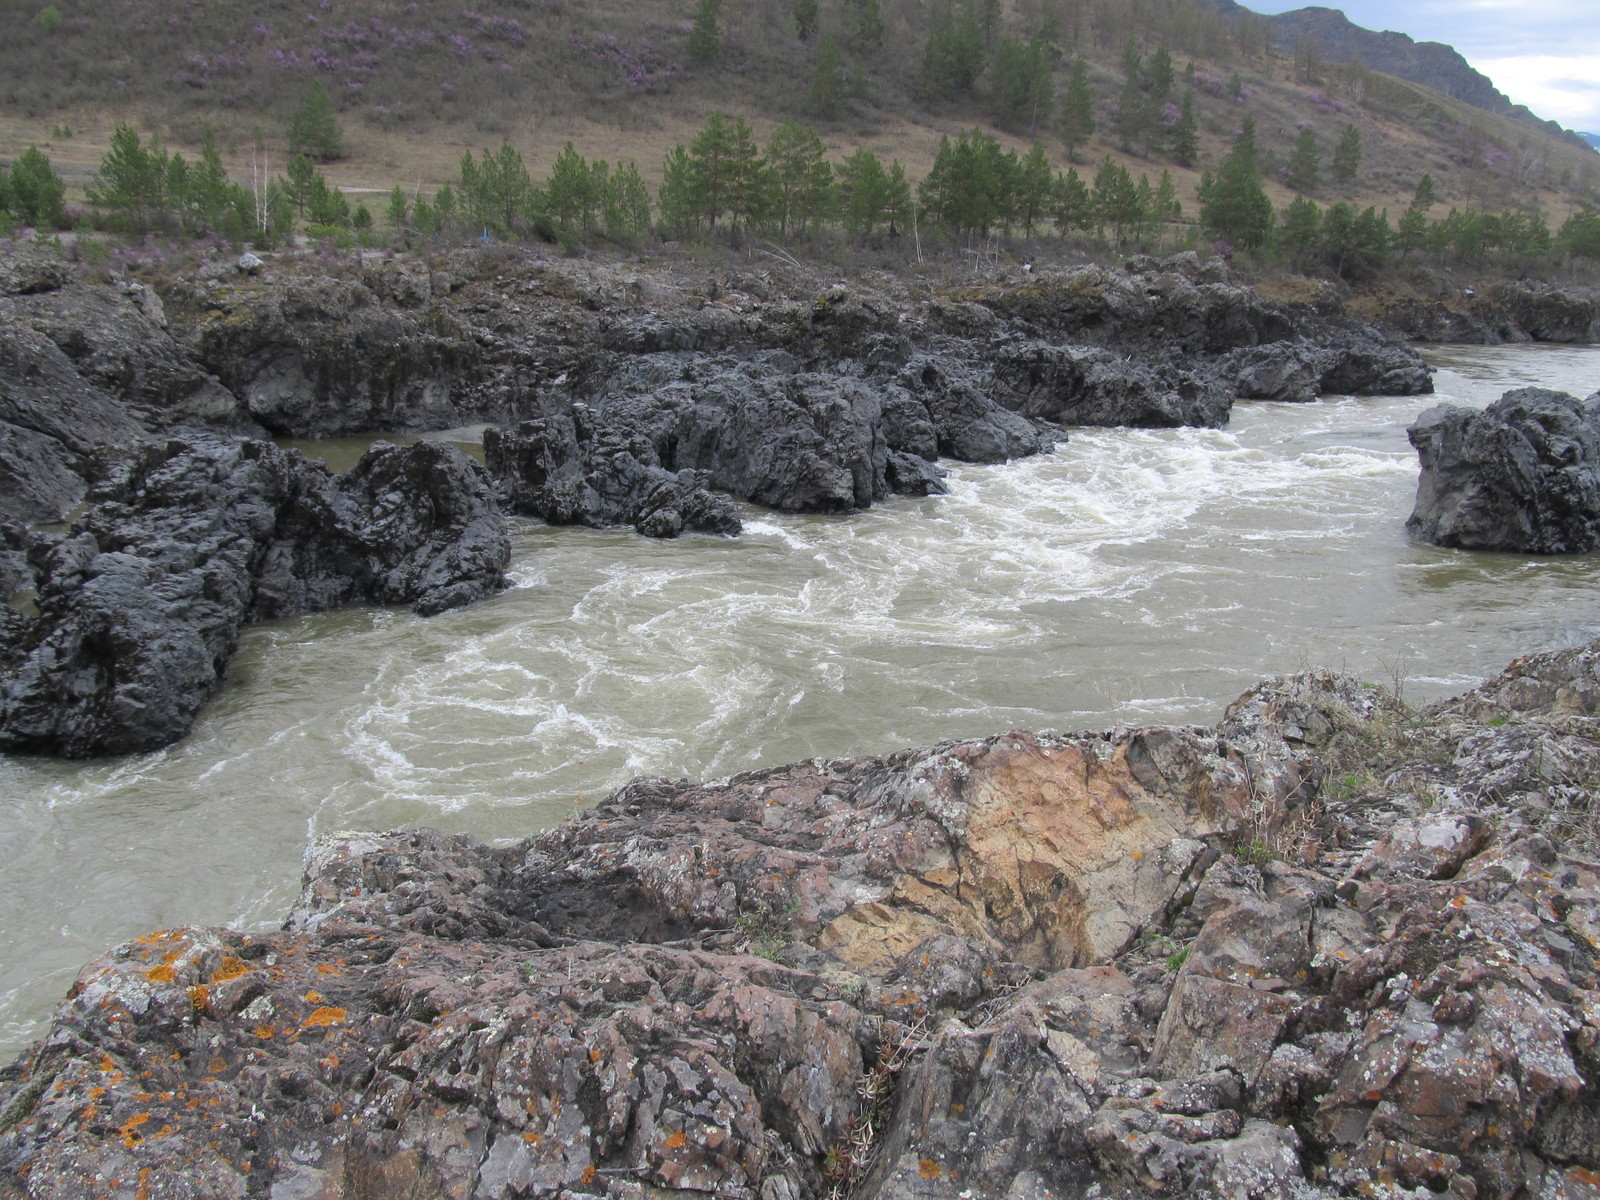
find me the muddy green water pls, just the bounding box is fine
[2,344,1598,1057]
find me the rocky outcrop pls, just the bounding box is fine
[2,245,1437,535]
[0,250,257,526]
[0,437,508,757]
[485,413,742,538]
[185,272,498,436]
[1407,386,1600,552]
[7,641,1600,1198]
[990,340,1234,427]
[1381,283,1600,346]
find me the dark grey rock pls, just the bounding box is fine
[992,341,1234,427]
[0,437,508,756]
[1407,387,1600,553]
[0,319,148,525]
[484,414,741,538]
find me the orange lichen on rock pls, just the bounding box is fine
[209,957,249,983]
[118,1112,150,1147]
[301,1006,347,1028]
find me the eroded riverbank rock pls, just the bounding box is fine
[0,437,508,756]
[9,641,1600,1197]
[1407,386,1600,552]
[2,245,1436,536]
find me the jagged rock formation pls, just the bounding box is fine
[5,640,1600,1198]
[4,245,1435,536]
[1381,282,1600,346]
[1407,386,1600,552]
[484,413,743,538]
[0,249,258,527]
[0,437,509,757]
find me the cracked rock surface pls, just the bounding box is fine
[6,641,1600,1198]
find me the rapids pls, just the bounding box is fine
[2,343,1598,1057]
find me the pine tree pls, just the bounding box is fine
[810,35,845,118]
[180,126,233,234]
[602,162,653,241]
[991,36,1055,135]
[1059,59,1095,163]
[304,172,351,227]
[921,11,984,102]
[547,142,597,233]
[1332,123,1362,185]
[458,143,538,235]
[846,0,884,54]
[1014,141,1053,237]
[838,146,892,238]
[766,118,833,238]
[919,128,1016,237]
[1279,195,1322,269]
[285,153,316,217]
[1114,39,1146,152]
[88,124,173,232]
[688,0,722,64]
[6,145,67,228]
[1148,46,1174,109]
[657,144,697,236]
[386,186,410,230]
[1053,167,1094,235]
[1093,155,1140,243]
[1153,169,1181,222]
[287,81,344,162]
[1198,117,1272,250]
[1169,91,1198,167]
[1411,173,1436,212]
[1393,204,1424,257]
[1286,128,1320,194]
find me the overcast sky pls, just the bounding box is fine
[1243,0,1600,134]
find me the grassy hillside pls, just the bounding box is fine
[0,0,1595,231]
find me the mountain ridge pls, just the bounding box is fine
[1210,0,1593,152]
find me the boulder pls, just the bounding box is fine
[0,437,508,756]
[1407,387,1600,552]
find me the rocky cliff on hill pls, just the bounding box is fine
[1205,0,1591,150]
[5,639,1600,1199]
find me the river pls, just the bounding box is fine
[2,343,1598,1058]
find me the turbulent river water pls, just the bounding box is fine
[3,343,1599,1056]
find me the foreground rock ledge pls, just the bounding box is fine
[6,643,1600,1199]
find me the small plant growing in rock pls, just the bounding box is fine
[734,898,797,960]
[1237,838,1275,867]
